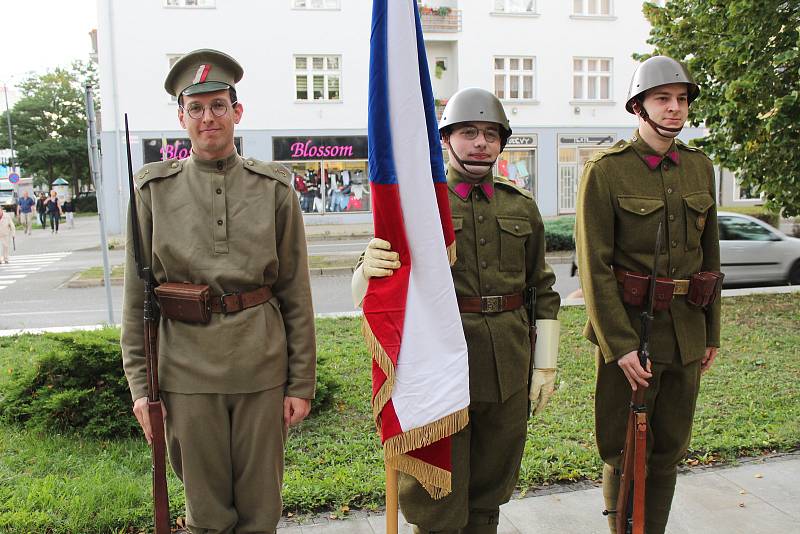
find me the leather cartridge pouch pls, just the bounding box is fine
[622,272,650,307]
[687,271,724,307]
[653,278,676,312]
[154,282,211,324]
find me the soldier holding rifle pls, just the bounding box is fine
[121,49,316,534]
[576,56,722,533]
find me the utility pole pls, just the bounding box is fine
[2,83,15,172]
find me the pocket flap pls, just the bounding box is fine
[618,196,664,216]
[497,216,532,237]
[452,216,464,231]
[683,192,715,213]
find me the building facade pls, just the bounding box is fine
[97,0,717,234]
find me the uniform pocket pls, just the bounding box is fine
[616,195,665,253]
[683,191,714,250]
[451,216,466,272]
[498,216,532,272]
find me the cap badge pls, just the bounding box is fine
[193,64,212,84]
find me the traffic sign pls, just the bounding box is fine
[8,173,19,184]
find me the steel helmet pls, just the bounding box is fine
[439,87,512,147]
[625,56,700,114]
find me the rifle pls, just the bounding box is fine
[525,286,537,417]
[125,114,170,534]
[615,222,663,534]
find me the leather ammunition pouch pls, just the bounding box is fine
[687,271,724,307]
[616,270,676,312]
[154,282,212,324]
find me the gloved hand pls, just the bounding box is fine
[362,238,401,279]
[529,368,556,416]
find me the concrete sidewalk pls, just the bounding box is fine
[277,453,799,534]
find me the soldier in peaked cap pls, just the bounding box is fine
[575,56,722,533]
[121,48,317,534]
[352,87,561,534]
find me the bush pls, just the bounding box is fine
[719,205,780,227]
[0,329,137,439]
[74,193,98,213]
[544,215,575,252]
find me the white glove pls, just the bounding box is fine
[529,368,556,416]
[363,238,400,279]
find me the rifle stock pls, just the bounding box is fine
[127,114,170,534]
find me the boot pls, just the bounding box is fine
[461,509,499,534]
[601,463,620,534]
[411,527,459,534]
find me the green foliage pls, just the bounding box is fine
[0,329,138,439]
[544,216,575,251]
[73,193,98,212]
[640,1,800,216]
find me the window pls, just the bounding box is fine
[494,56,535,101]
[293,0,340,8]
[294,55,341,101]
[493,0,536,14]
[164,0,215,7]
[734,176,761,201]
[719,217,775,241]
[572,0,612,16]
[167,54,185,102]
[572,57,612,101]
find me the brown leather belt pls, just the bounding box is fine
[613,269,689,295]
[209,286,273,314]
[457,293,524,313]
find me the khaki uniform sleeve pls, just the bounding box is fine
[576,161,640,362]
[120,188,153,402]
[527,203,560,320]
[701,160,722,347]
[273,185,317,399]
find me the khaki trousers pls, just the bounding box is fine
[20,212,33,234]
[595,348,702,534]
[399,387,529,534]
[0,236,10,261]
[162,386,287,534]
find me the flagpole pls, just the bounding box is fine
[386,462,399,534]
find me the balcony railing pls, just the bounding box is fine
[419,7,462,33]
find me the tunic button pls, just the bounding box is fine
[216,161,224,170]
[217,219,224,226]
[247,160,254,166]
[663,163,670,171]
[478,215,484,223]
[479,238,486,246]
[671,267,677,275]
[216,188,222,195]
[669,214,675,221]
[667,187,673,194]
[514,224,519,231]
[640,208,645,213]
[144,169,150,174]
[671,240,677,248]
[481,260,487,269]
[170,163,177,169]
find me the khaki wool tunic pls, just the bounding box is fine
[121,150,317,400]
[447,165,560,403]
[576,131,721,365]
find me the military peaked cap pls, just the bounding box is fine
[164,48,244,97]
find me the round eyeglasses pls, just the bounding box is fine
[180,100,237,120]
[455,125,501,144]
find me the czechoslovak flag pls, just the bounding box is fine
[363,0,470,499]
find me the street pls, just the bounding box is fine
[0,215,581,330]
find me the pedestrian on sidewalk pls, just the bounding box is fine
[121,49,316,534]
[62,196,75,229]
[352,88,561,534]
[16,191,35,235]
[0,209,15,264]
[45,190,62,233]
[36,192,47,229]
[575,56,722,534]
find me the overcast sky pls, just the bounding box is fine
[0,0,97,88]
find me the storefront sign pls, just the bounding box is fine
[506,135,538,148]
[273,136,368,161]
[143,137,243,163]
[559,134,615,146]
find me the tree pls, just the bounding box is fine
[641,0,800,216]
[0,61,100,196]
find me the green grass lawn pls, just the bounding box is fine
[0,293,798,532]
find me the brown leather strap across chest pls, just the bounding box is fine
[210,286,273,314]
[457,293,524,313]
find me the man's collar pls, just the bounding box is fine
[630,129,680,170]
[447,164,494,200]
[190,147,240,172]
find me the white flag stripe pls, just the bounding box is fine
[387,0,469,432]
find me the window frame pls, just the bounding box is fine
[292,0,341,10]
[294,54,343,103]
[571,57,613,103]
[163,0,216,8]
[570,0,615,19]
[491,0,539,16]
[493,55,537,102]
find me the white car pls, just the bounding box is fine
[718,211,800,286]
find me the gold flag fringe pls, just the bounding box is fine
[446,241,457,267]
[362,316,470,499]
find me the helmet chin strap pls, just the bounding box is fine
[449,146,495,175]
[634,101,683,139]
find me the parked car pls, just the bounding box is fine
[718,211,800,286]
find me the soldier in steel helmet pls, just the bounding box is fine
[575,56,722,533]
[352,87,561,534]
[121,49,316,533]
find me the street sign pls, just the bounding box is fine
[8,173,19,184]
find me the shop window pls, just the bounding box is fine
[324,161,370,213]
[494,56,535,101]
[295,55,342,101]
[572,0,612,16]
[572,57,612,101]
[493,0,537,14]
[293,0,340,9]
[495,150,536,197]
[164,0,215,7]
